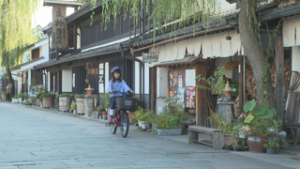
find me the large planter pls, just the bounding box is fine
[102,111,108,119]
[224,134,238,146]
[92,111,99,118]
[59,97,72,112]
[18,98,22,104]
[2,94,6,101]
[11,98,19,104]
[266,147,276,154]
[43,97,54,108]
[156,128,182,136]
[76,98,85,114]
[247,136,267,153]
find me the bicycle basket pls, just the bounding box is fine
[116,97,136,111]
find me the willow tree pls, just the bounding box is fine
[87,0,279,111]
[0,0,40,96]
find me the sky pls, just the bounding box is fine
[33,0,75,28]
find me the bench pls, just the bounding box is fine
[188,126,224,150]
[287,123,300,145]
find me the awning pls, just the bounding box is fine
[43,0,82,7]
[13,57,45,70]
[153,55,205,67]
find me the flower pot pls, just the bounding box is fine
[38,87,43,92]
[76,98,85,114]
[18,98,22,104]
[224,134,238,146]
[266,147,276,154]
[11,99,19,103]
[73,110,77,115]
[2,94,6,101]
[59,97,72,112]
[43,97,54,108]
[247,136,267,153]
[92,111,99,118]
[128,111,135,124]
[102,111,108,118]
[141,123,147,130]
[138,120,146,127]
[223,91,232,96]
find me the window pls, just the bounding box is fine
[31,48,40,60]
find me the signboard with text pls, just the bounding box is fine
[143,52,159,63]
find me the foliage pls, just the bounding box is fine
[233,139,248,151]
[22,93,29,100]
[17,93,23,98]
[195,67,226,95]
[40,93,56,99]
[36,92,45,101]
[104,93,110,109]
[263,140,280,152]
[71,102,77,111]
[164,97,186,121]
[76,94,85,99]
[243,100,277,124]
[57,93,74,98]
[12,95,18,99]
[1,91,6,94]
[97,105,106,112]
[29,78,37,96]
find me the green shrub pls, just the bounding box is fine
[1,91,6,94]
[12,95,18,99]
[36,92,45,100]
[17,93,23,98]
[22,93,29,100]
[76,94,85,98]
[71,102,77,110]
[57,93,74,98]
[40,93,56,99]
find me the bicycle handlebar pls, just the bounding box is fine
[112,90,134,94]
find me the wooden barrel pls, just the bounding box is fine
[59,97,72,111]
[76,98,85,114]
[43,97,53,108]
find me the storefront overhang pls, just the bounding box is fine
[43,0,82,7]
[153,55,205,68]
[283,15,300,47]
[34,43,128,70]
[12,57,45,71]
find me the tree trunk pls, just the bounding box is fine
[6,66,15,98]
[239,0,276,109]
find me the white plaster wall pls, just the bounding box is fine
[77,28,81,49]
[28,70,32,96]
[62,69,72,92]
[105,62,109,92]
[40,44,49,61]
[291,46,300,123]
[135,61,140,93]
[134,56,150,94]
[99,63,104,93]
[47,71,51,92]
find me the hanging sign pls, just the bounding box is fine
[88,63,99,78]
[143,52,159,63]
[178,75,183,87]
[52,6,68,49]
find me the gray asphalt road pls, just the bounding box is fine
[0,102,298,169]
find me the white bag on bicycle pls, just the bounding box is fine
[108,108,114,116]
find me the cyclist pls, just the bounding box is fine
[107,66,133,112]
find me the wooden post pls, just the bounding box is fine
[239,55,243,115]
[195,61,207,126]
[275,35,284,119]
[151,67,157,113]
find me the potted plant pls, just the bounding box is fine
[1,91,6,101]
[97,105,106,119]
[36,92,45,107]
[40,93,56,108]
[128,98,140,125]
[11,95,19,103]
[263,140,280,154]
[17,93,23,104]
[71,102,77,115]
[92,107,99,118]
[57,93,74,112]
[267,119,282,142]
[103,93,110,119]
[29,78,38,96]
[243,99,277,153]
[76,94,85,115]
[37,85,43,92]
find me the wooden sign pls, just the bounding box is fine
[88,63,99,78]
[52,6,68,49]
[143,52,159,63]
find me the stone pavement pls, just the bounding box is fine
[0,102,299,169]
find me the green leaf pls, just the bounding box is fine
[253,105,266,116]
[270,108,277,117]
[244,115,254,123]
[243,100,256,112]
[260,109,274,119]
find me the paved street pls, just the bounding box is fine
[0,102,299,169]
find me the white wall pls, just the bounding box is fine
[99,63,104,93]
[40,43,49,61]
[292,46,300,92]
[27,69,32,96]
[105,62,109,92]
[135,57,150,94]
[47,71,51,92]
[62,69,72,92]
[77,28,81,49]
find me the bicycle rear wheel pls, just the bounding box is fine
[120,112,129,138]
[110,117,117,134]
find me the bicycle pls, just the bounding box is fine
[107,91,135,138]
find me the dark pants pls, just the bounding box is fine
[110,97,121,109]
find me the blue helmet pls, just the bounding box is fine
[111,66,120,73]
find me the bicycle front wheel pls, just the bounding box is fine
[110,117,117,134]
[120,112,129,138]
